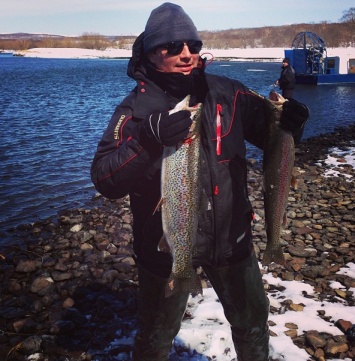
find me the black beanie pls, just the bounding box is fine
[143,2,201,53]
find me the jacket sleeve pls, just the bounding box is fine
[238,87,268,150]
[240,87,306,149]
[90,92,162,199]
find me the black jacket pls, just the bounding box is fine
[278,64,296,90]
[91,37,276,272]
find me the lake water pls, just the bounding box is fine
[1,56,355,235]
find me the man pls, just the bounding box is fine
[91,3,309,360]
[276,57,296,99]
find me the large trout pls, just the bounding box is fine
[160,95,203,297]
[262,91,294,266]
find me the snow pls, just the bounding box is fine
[172,145,355,360]
[13,44,354,361]
[170,261,354,361]
[13,47,355,75]
[319,145,355,181]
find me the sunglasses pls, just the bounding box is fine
[160,40,203,56]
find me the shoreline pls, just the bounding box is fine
[1,124,354,244]
[10,46,355,74]
[11,46,355,60]
[0,124,354,360]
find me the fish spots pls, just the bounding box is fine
[161,95,204,297]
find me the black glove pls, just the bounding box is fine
[280,98,309,143]
[140,110,192,151]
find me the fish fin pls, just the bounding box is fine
[262,245,286,267]
[282,212,288,227]
[291,174,298,190]
[158,236,171,253]
[165,271,203,298]
[153,197,164,215]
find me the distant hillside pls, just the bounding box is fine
[0,21,353,51]
[200,22,353,49]
[0,33,65,40]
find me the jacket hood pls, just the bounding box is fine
[127,32,147,81]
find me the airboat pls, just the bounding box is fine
[284,31,355,85]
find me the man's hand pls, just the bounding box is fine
[280,98,309,133]
[280,98,310,143]
[140,110,192,151]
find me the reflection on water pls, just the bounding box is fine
[294,84,355,139]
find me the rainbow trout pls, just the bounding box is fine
[262,91,294,266]
[160,95,203,297]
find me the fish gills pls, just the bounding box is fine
[160,95,203,297]
[262,91,294,266]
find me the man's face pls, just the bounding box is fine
[147,41,201,75]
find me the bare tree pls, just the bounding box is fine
[79,32,110,50]
[340,8,355,23]
[340,8,355,45]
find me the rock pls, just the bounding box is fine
[70,223,83,232]
[288,303,305,312]
[335,319,353,333]
[284,329,298,338]
[15,259,42,273]
[62,297,75,308]
[50,320,76,334]
[18,335,42,355]
[306,331,327,348]
[1,125,355,360]
[30,276,54,294]
[324,338,349,357]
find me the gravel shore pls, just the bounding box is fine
[0,124,354,361]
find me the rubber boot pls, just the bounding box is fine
[203,252,270,361]
[132,265,189,361]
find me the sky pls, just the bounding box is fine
[1,0,354,37]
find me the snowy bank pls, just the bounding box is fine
[14,46,355,62]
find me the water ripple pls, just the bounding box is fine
[1,57,354,234]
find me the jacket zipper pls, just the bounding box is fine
[216,103,222,155]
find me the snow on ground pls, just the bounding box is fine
[318,144,355,181]
[172,151,355,360]
[13,44,355,361]
[13,47,355,73]
[174,261,355,361]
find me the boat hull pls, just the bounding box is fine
[296,73,355,85]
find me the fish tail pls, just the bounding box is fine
[165,271,203,298]
[262,244,286,266]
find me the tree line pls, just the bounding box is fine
[0,33,136,51]
[200,22,353,49]
[1,8,354,51]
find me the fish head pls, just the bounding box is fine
[169,95,203,139]
[169,95,191,115]
[269,91,287,111]
[264,91,287,124]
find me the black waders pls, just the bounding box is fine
[132,265,189,361]
[203,253,270,361]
